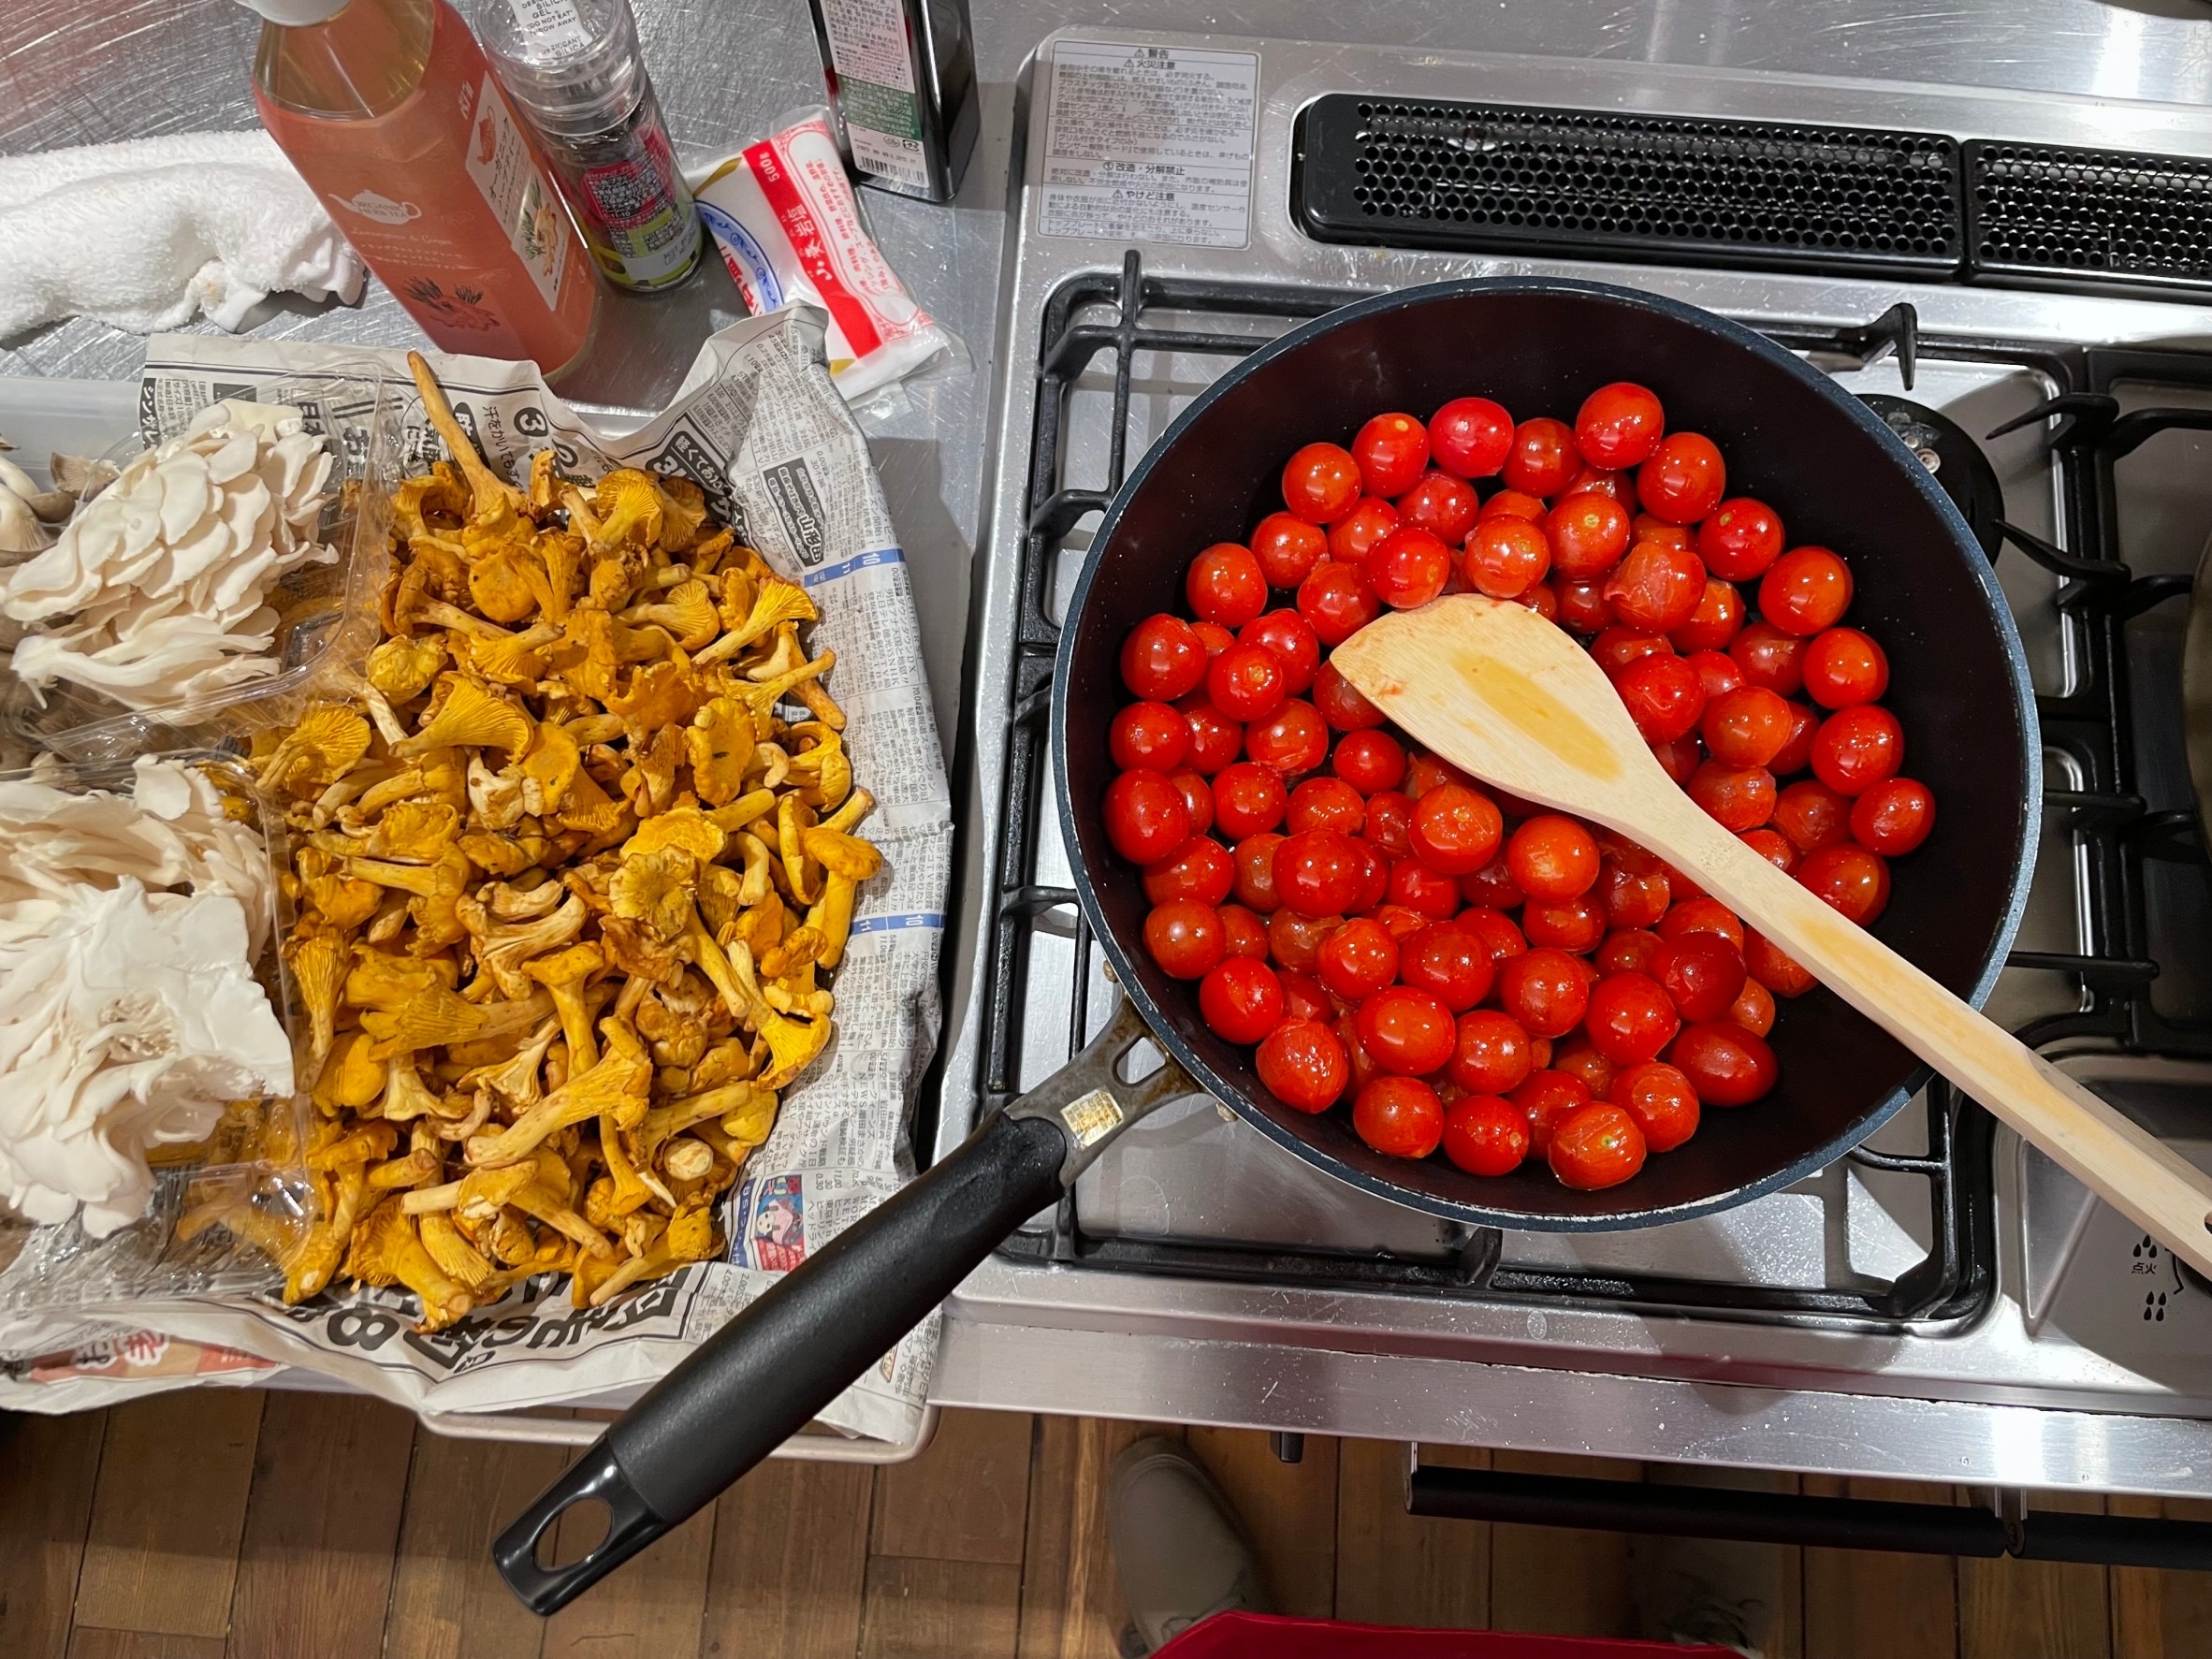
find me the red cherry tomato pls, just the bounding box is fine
[1442,1093,1531,1175]
[1212,763,1286,839]
[1399,924,1496,1012]
[1238,610,1319,694]
[1257,1017,1349,1112]
[1511,1069,1593,1155]
[1759,546,1854,636]
[1670,577,1745,653]
[1121,614,1206,700]
[1550,574,1615,634]
[1367,525,1454,609]
[1205,642,1287,723]
[1700,685,1793,768]
[1268,908,1339,972]
[1388,858,1460,920]
[1811,705,1904,796]
[1142,898,1224,979]
[1313,658,1385,730]
[1685,648,1744,702]
[1575,381,1666,469]
[1801,626,1889,708]
[1170,772,1214,837]
[1669,1021,1780,1107]
[1455,851,1523,911]
[1686,760,1777,832]
[1744,929,1815,998]
[1198,956,1283,1043]
[1550,1037,1617,1104]
[1244,699,1329,776]
[1250,511,1329,589]
[1768,701,1820,776]
[1332,728,1406,795]
[1288,776,1365,837]
[1596,856,1670,930]
[1352,412,1431,498]
[1429,397,1515,479]
[1186,543,1268,627]
[1497,947,1592,1039]
[1463,517,1553,599]
[1317,914,1401,1001]
[1363,789,1415,858]
[1739,826,1797,874]
[1409,783,1506,876]
[1273,828,1365,918]
[1604,541,1709,633]
[1584,970,1681,1065]
[1727,620,1807,699]
[1324,499,1398,570]
[1356,986,1457,1076]
[1448,1010,1536,1094]
[1479,488,1548,523]
[1513,581,1563,622]
[1143,836,1234,907]
[1109,701,1188,772]
[1651,933,1747,1022]
[1218,902,1270,959]
[1609,1062,1700,1153]
[1697,498,1784,582]
[1297,560,1381,646]
[1279,969,1332,1022]
[1506,815,1601,901]
[1596,928,1663,976]
[1354,1076,1446,1157]
[1546,492,1632,580]
[1548,1101,1649,1189]
[1231,832,1284,911]
[1726,975,1777,1036]
[1175,694,1244,775]
[1104,768,1190,865]
[1635,432,1726,525]
[1349,838,1390,913]
[1396,471,1479,545]
[1282,442,1361,524]
[1459,906,1528,965]
[1771,779,1852,851]
[1797,842,1891,924]
[1612,652,1707,743]
[1651,735,1701,785]
[1502,417,1580,497]
[1402,750,1468,799]
[1661,897,1744,951]
[1851,777,1936,856]
[1370,902,1430,941]
[1590,625,1674,678]
[1563,463,1628,501]
[1522,893,1607,953]
[1632,512,1692,546]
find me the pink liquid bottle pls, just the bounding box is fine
[240,0,600,373]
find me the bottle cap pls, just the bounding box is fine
[233,0,352,22]
[468,0,645,137]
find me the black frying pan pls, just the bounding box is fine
[494,278,2038,1611]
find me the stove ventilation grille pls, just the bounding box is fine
[1966,140,2212,295]
[1295,95,1965,279]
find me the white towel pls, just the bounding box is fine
[0,132,366,338]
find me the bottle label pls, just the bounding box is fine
[462,76,571,309]
[816,0,929,191]
[506,0,590,51]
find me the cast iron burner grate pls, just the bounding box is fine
[971,249,2206,1327]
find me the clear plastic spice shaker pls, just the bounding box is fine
[468,0,702,293]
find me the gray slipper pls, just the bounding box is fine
[1107,1437,1274,1654]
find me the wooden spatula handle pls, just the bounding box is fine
[1637,792,2212,1279]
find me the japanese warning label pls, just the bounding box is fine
[1039,41,1259,249]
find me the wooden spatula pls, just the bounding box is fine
[1333,593,2212,1276]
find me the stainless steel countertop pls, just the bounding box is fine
[12,0,2212,1486]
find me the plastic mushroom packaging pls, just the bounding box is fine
[0,756,293,1237]
[0,400,336,711]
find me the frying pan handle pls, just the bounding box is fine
[493,997,1191,1614]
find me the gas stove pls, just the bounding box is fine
[928,30,2212,1493]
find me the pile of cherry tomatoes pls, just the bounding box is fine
[1104,383,1936,1193]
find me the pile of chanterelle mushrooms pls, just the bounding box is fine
[184,354,880,1331]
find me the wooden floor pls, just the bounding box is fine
[5,1397,2211,1658]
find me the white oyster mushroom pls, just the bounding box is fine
[0,405,336,711]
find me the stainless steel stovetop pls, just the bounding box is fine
[927,30,2212,1493]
